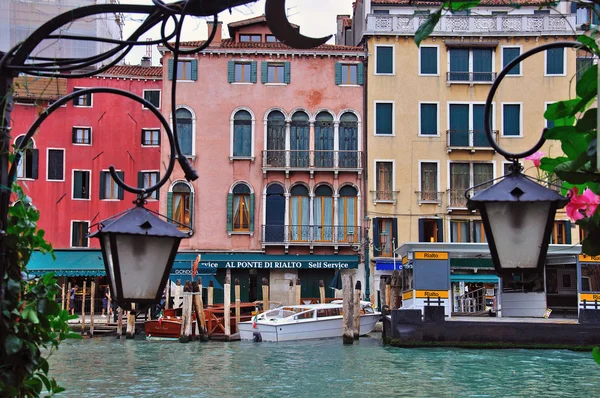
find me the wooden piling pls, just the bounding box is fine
[370,262,377,307]
[261,277,269,311]
[295,278,302,305]
[89,282,95,338]
[61,283,65,310]
[180,282,193,343]
[66,282,71,314]
[193,279,208,342]
[342,271,354,345]
[165,280,170,310]
[390,270,401,310]
[81,281,87,334]
[235,278,241,332]
[353,280,361,340]
[385,278,391,308]
[208,280,214,307]
[126,304,136,339]
[288,280,294,306]
[224,272,231,340]
[319,280,325,304]
[107,288,113,321]
[116,307,123,339]
[174,280,182,309]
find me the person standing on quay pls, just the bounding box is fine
[101,286,109,318]
[70,285,78,316]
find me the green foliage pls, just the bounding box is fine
[1,183,79,397]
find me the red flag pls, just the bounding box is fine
[192,254,201,280]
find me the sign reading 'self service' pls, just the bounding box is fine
[414,252,449,261]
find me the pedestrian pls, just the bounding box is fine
[101,286,109,318]
[70,285,78,315]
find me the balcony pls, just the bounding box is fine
[446,130,498,152]
[417,191,443,205]
[366,14,576,35]
[447,189,468,210]
[262,150,363,177]
[262,225,361,248]
[446,71,496,85]
[372,190,399,204]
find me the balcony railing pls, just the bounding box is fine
[262,225,361,245]
[372,190,399,203]
[262,150,362,173]
[417,191,443,205]
[366,14,576,35]
[446,71,496,84]
[447,189,468,209]
[446,130,499,151]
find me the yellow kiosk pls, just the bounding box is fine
[579,254,600,323]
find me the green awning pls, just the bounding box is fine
[450,274,499,283]
[27,250,105,277]
[450,258,494,269]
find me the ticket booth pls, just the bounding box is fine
[400,251,451,317]
[578,254,600,323]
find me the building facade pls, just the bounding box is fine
[159,17,366,304]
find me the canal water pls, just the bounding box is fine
[48,334,599,397]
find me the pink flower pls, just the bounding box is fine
[566,187,600,222]
[524,151,546,168]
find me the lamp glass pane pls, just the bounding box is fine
[114,234,176,300]
[102,235,117,296]
[485,202,551,269]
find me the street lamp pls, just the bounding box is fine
[466,42,577,275]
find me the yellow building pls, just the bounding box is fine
[343,0,589,312]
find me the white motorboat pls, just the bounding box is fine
[238,301,381,342]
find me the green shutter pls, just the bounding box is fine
[99,171,106,199]
[189,192,194,229]
[138,172,144,189]
[249,193,255,232]
[228,61,235,83]
[418,219,425,242]
[566,221,572,244]
[503,104,520,136]
[167,192,173,221]
[74,172,83,198]
[547,48,564,75]
[250,61,257,83]
[376,47,393,74]
[31,149,39,179]
[372,218,380,257]
[391,218,398,253]
[335,62,342,85]
[357,62,364,85]
[191,59,198,81]
[420,47,437,74]
[168,59,174,81]
[503,47,520,75]
[284,62,291,84]
[420,104,437,135]
[261,61,269,84]
[117,171,125,200]
[375,103,393,135]
[227,193,233,232]
[436,219,443,242]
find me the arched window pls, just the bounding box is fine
[233,110,252,157]
[290,111,309,167]
[338,185,358,242]
[168,182,193,230]
[228,183,254,233]
[15,136,38,179]
[265,184,285,242]
[314,112,334,168]
[176,108,193,156]
[314,185,333,242]
[290,185,309,241]
[266,111,286,167]
[339,113,359,168]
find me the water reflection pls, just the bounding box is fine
[48,335,599,397]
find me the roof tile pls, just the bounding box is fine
[101,65,162,78]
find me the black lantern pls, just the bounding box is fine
[467,170,568,274]
[89,205,188,308]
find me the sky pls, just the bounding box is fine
[120,0,354,66]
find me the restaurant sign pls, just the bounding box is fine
[173,253,359,270]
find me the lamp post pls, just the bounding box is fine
[349,217,388,302]
[465,42,578,275]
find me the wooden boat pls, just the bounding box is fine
[144,308,196,340]
[238,301,381,342]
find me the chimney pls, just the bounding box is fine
[207,21,223,45]
[141,56,151,67]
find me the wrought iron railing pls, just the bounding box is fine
[446,130,499,149]
[447,189,468,209]
[372,190,398,203]
[417,191,443,204]
[446,71,497,83]
[262,225,360,244]
[262,150,362,170]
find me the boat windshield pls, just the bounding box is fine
[261,307,313,320]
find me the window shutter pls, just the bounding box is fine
[191,59,198,81]
[418,219,425,242]
[566,221,572,244]
[391,218,398,255]
[228,61,235,83]
[138,172,144,188]
[167,192,173,220]
[436,219,443,242]
[31,149,39,179]
[168,59,174,81]
[284,62,291,84]
[420,47,437,74]
[226,193,233,232]
[420,104,437,135]
[249,193,255,232]
[357,62,364,85]
[72,223,79,247]
[74,172,83,198]
[261,61,268,84]
[503,48,520,75]
[547,48,564,75]
[117,171,125,200]
[376,103,393,135]
[189,192,194,229]
[335,62,342,85]
[250,61,257,83]
[376,47,393,74]
[99,171,106,199]
[503,104,520,136]
[372,218,380,257]
[72,127,77,143]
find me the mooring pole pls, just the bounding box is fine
[261,277,269,311]
[224,271,231,341]
[342,271,354,345]
[319,280,325,304]
[353,280,361,340]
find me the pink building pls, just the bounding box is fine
[159,16,366,303]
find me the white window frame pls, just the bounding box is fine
[72,126,92,146]
[170,105,196,158]
[544,47,567,77]
[229,106,255,161]
[70,220,90,248]
[501,102,523,138]
[373,159,396,204]
[446,101,497,138]
[141,128,161,147]
[142,89,161,109]
[447,160,496,192]
[228,180,255,236]
[446,48,496,84]
[418,101,440,137]
[13,135,36,181]
[500,45,522,77]
[418,45,440,76]
[418,160,441,205]
[232,59,255,85]
[71,169,91,201]
[373,100,395,136]
[374,44,395,76]
[265,61,287,85]
[339,62,361,86]
[72,87,92,108]
[46,148,65,182]
[140,170,160,201]
[101,169,123,201]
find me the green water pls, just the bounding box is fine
[48,335,599,397]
